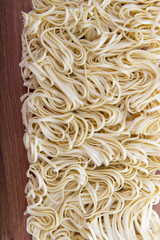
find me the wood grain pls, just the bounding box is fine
[0,1,160,240]
[0,1,32,240]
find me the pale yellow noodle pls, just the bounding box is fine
[21,0,160,239]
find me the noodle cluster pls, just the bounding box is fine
[20,0,160,239]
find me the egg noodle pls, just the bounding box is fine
[20,0,160,239]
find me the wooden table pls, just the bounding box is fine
[0,1,32,240]
[0,1,160,240]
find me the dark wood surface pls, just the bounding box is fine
[0,1,160,240]
[0,1,32,240]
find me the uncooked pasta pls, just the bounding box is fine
[20,0,160,239]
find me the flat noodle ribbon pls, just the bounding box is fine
[21,0,160,239]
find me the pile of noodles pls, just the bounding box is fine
[20,0,160,239]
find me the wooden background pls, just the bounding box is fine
[0,1,160,240]
[0,1,32,240]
